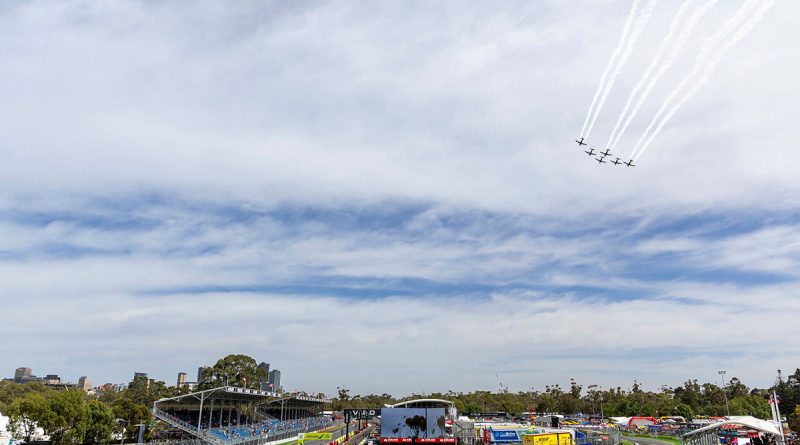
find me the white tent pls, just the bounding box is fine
[683,416,782,438]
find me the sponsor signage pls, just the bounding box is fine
[345,409,381,419]
[381,440,455,444]
[302,433,333,441]
[491,431,520,442]
[522,433,572,445]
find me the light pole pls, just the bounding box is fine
[718,370,730,417]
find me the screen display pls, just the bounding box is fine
[380,408,447,439]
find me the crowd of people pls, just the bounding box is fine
[209,416,333,442]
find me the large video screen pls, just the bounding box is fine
[380,408,447,439]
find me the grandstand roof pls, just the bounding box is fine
[389,399,456,409]
[156,386,280,405]
[682,417,782,438]
[262,396,327,408]
[154,386,328,407]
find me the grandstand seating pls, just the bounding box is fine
[209,416,332,442]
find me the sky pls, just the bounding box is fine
[1,0,799,396]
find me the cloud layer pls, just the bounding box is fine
[0,0,798,394]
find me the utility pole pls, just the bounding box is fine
[718,370,730,417]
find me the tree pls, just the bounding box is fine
[728,395,770,418]
[124,376,170,407]
[788,406,800,433]
[112,397,151,442]
[7,392,51,444]
[727,378,749,399]
[43,390,89,445]
[199,354,267,390]
[84,401,115,444]
[0,381,53,414]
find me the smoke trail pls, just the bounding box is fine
[584,0,659,141]
[628,0,761,160]
[633,0,774,161]
[579,0,641,138]
[608,0,718,154]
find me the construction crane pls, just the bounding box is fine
[495,372,509,394]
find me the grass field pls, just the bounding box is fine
[630,433,683,445]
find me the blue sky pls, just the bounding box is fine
[0,0,798,395]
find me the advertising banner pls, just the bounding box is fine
[303,433,333,441]
[490,430,520,442]
[522,433,572,445]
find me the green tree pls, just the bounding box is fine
[788,406,800,433]
[123,376,171,407]
[728,395,770,418]
[84,401,115,444]
[0,381,53,414]
[112,397,151,441]
[43,390,89,445]
[7,392,52,443]
[199,354,267,390]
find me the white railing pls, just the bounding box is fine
[152,407,224,445]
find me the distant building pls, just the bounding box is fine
[177,372,187,387]
[42,374,61,385]
[130,372,152,389]
[97,383,121,392]
[78,376,92,391]
[197,367,209,383]
[13,367,42,384]
[268,369,281,392]
[257,362,270,391]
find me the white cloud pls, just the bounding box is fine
[0,0,798,394]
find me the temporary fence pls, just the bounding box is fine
[574,429,623,445]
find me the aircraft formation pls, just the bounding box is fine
[574,0,774,165]
[575,138,635,167]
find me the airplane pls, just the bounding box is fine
[575,137,587,146]
[584,148,596,156]
[595,157,607,164]
[624,160,636,167]
[599,149,612,157]
[610,157,622,165]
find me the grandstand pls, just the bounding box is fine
[152,386,334,445]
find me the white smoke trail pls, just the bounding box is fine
[628,0,761,160]
[633,0,774,161]
[579,0,641,138]
[584,0,659,141]
[608,0,719,154]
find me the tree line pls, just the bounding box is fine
[327,371,800,431]
[2,355,799,444]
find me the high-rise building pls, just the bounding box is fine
[131,372,150,389]
[177,372,187,387]
[13,367,39,384]
[268,369,281,392]
[197,367,209,383]
[14,367,32,380]
[257,362,270,390]
[78,376,92,391]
